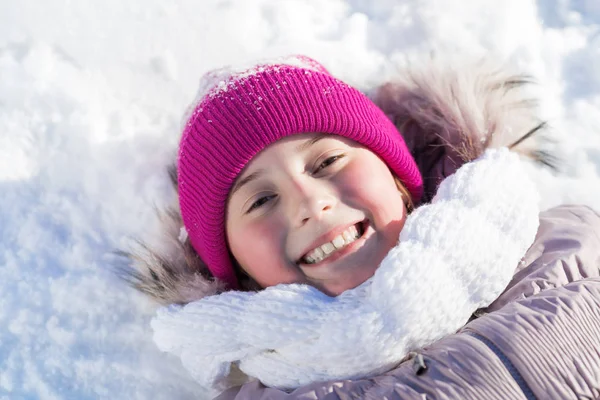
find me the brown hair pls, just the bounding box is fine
[394,176,415,213]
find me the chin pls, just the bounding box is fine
[321,272,378,297]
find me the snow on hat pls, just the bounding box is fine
[178,55,423,289]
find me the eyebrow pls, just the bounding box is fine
[296,134,326,152]
[230,169,265,198]
[230,135,327,197]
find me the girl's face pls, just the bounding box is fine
[226,133,408,296]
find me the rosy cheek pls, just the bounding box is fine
[338,158,394,204]
[340,155,406,239]
[340,160,374,187]
[235,223,274,259]
[231,219,287,284]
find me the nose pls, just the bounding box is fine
[290,178,337,227]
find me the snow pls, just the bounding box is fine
[185,55,326,125]
[1,0,599,398]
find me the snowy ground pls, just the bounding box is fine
[1,0,599,399]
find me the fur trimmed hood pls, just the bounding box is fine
[371,58,554,202]
[118,58,555,305]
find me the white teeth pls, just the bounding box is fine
[322,243,335,254]
[313,247,324,259]
[301,223,362,264]
[332,236,345,249]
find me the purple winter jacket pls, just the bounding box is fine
[122,59,600,399]
[217,204,600,400]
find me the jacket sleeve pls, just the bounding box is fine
[216,204,600,400]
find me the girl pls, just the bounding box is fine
[122,56,600,399]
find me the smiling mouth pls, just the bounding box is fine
[298,220,367,265]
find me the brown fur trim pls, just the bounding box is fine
[115,207,225,305]
[115,167,260,305]
[117,57,557,305]
[371,57,557,202]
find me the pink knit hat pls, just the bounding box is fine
[178,56,423,289]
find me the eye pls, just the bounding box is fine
[314,154,345,174]
[247,194,276,213]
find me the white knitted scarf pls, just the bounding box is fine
[152,148,540,395]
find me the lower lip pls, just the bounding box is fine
[299,220,370,268]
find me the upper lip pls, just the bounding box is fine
[296,220,363,263]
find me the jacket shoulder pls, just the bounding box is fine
[486,204,600,312]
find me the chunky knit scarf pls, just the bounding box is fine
[152,148,540,395]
